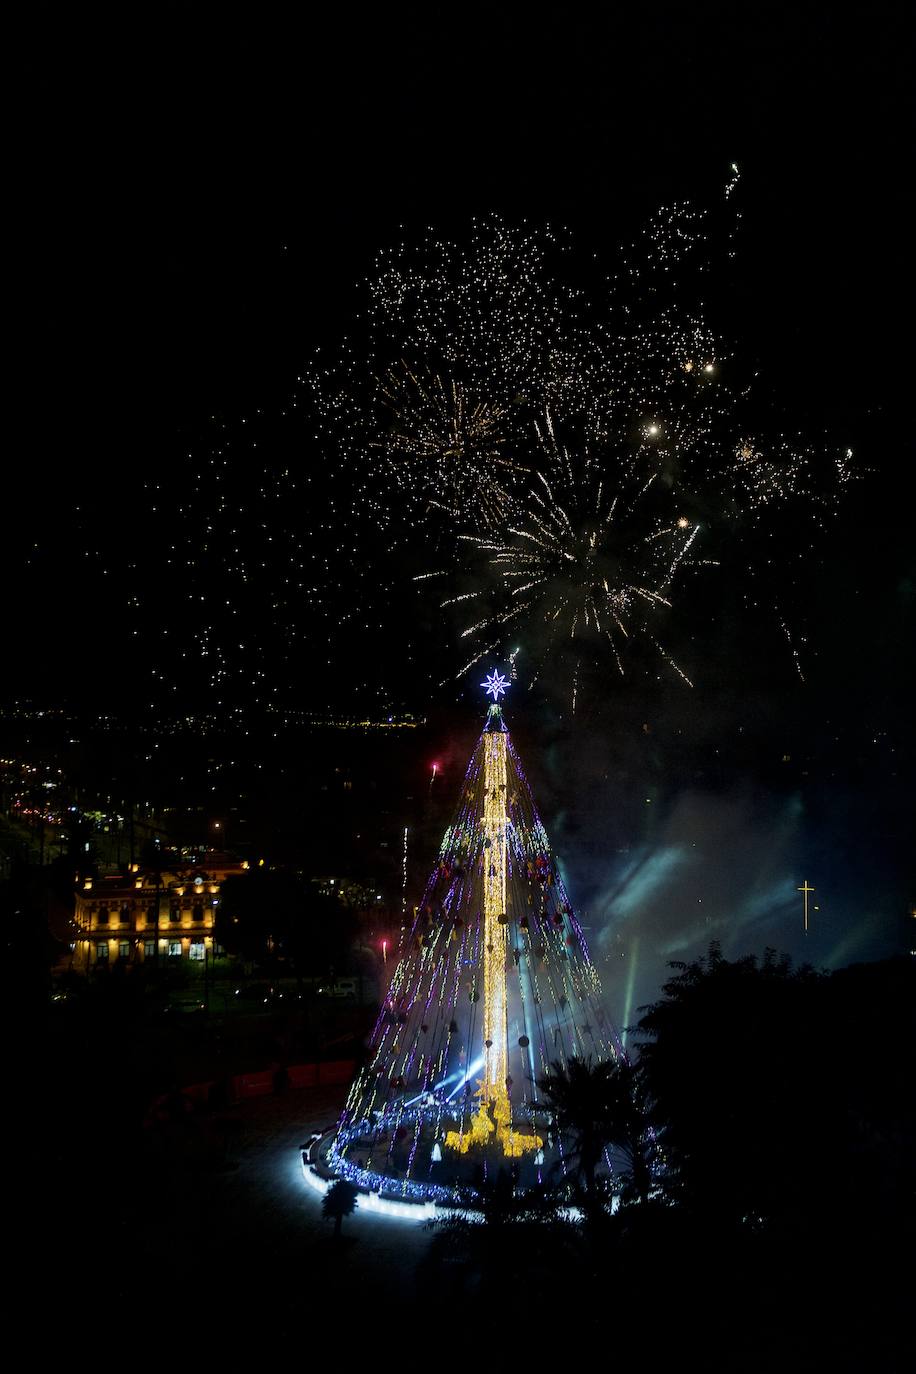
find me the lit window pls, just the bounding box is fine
[167,941,182,959]
[96,941,109,962]
[189,942,206,962]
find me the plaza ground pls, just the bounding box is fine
[56,1083,438,1354]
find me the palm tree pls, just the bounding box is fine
[322,1179,358,1238]
[603,1059,655,1206]
[537,1056,619,1197]
[537,1055,655,1206]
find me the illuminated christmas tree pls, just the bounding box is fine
[321,672,621,1205]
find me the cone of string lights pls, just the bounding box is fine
[314,671,622,1207]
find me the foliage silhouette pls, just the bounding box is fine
[635,944,915,1232]
[216,869,353,975]
[321,1179,358,1238]
[423,1164,580,1298]
[536,1054,657,1209]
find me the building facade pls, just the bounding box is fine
[68,852,249,969]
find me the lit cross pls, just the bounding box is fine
[797,880,815,934]
[481,670,509,701]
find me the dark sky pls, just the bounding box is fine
[13,5,912,711]
[17,5,912,483]
[13,6,913,705]
[11,3,914,1002]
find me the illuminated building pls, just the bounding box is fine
[67,852,249,970]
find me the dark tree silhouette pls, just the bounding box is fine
[322,1179,358,1238]
[216,868,354,976]
[537,1056,617,1197]
[635,945,916,1230]
[536,1054,655,1207]
[603,1058,656,1206]
[422,1165,580,1300]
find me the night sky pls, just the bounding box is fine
[13,6,914,1011]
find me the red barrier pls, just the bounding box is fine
[184,1081,214,1105]
[288,1063,318,1088]
[315,1059,355,1085]
[234,1070,274,1099]
[155,1059,358,1111]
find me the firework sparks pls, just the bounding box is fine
[374,363,525,524]
[309,215,594,533]
[438,411,701,699]
[121,172,856,711]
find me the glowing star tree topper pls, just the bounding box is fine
[481,669,509,701]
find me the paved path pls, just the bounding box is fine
[102,1084,438,1351]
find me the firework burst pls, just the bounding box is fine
[309,215,594,533]
[437,410,702,701]
[121,170,857,711]
[373,362,526,525]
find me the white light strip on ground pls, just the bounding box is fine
[300,1157,437,1222]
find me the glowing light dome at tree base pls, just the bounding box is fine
[316,677,622,1205]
